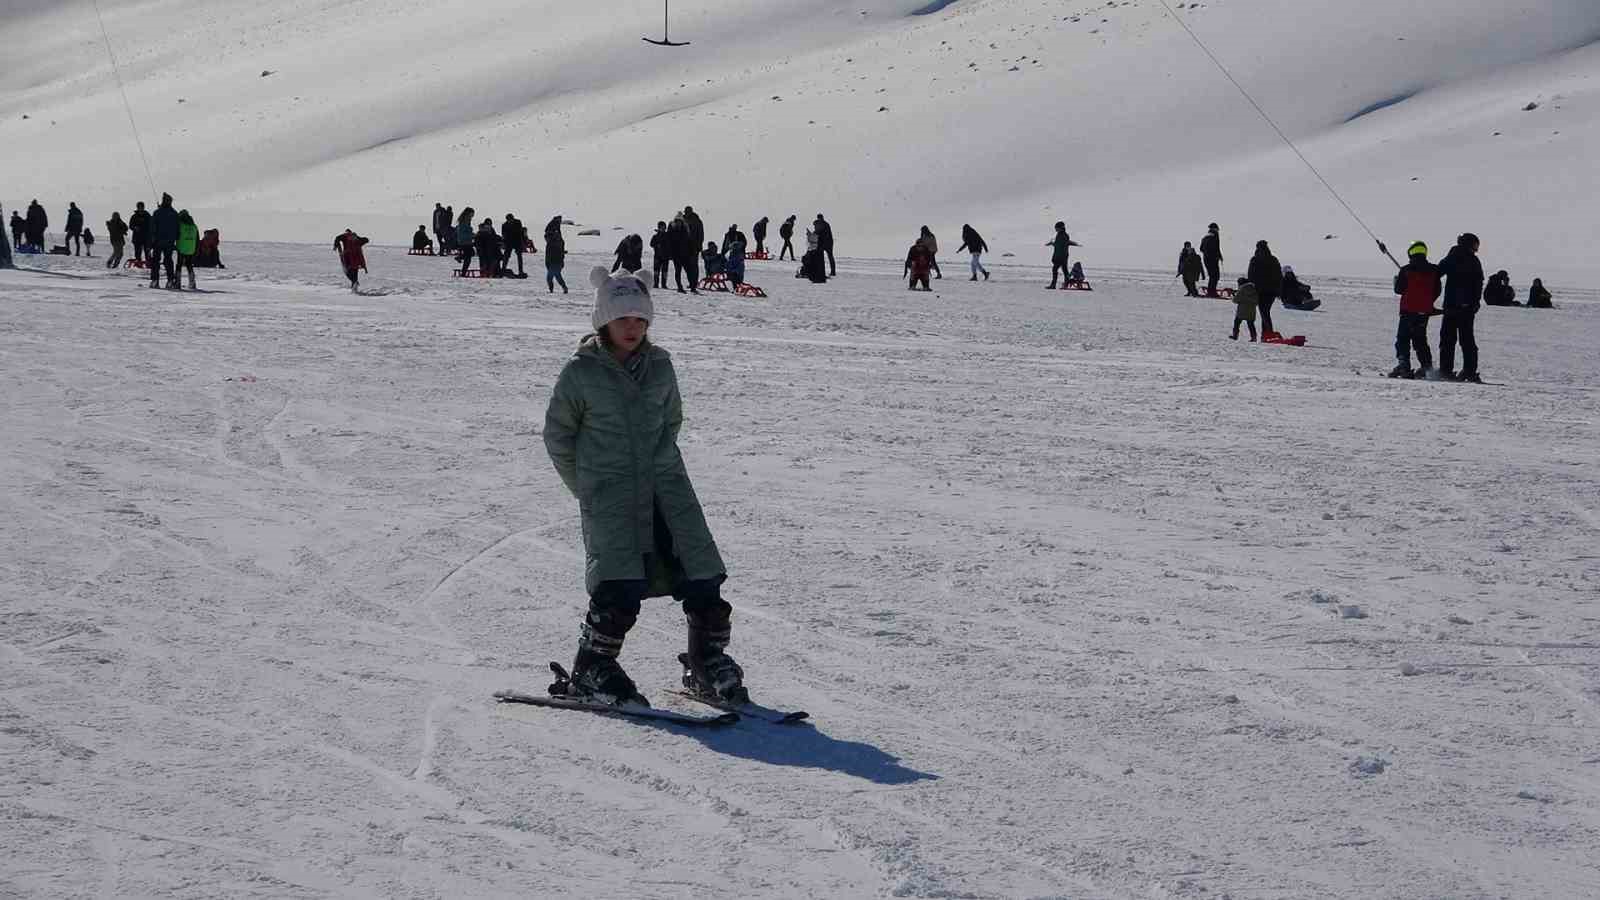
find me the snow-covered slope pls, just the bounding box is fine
[2,0,1597,281]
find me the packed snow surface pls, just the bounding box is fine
[3,248,1599,898]
[1,0,1598,280]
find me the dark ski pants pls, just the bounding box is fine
[930,256,941,279]
[688,255,701,289]
[132,239,145,262]
[1439,309,1478,375]
[779,238,795,260]
[344,266,360,290]
[66,232,81,255]
[653,255,669,289]
[503,246,524,276]
[546,265,567,292]
[580,506,731,655]
[107,241,124,268]
[1050,260,1069,287]
[1182,275,1200,296]
[1396,313,1432,369]
[754,238,765,254]
[1258,292,1277,334]
[149,247,176,285]
[672,257,688,291]
[1232,317,1256,340]
[822,247,836,276]
[459,247,474,276]
[1205,259,1221,295]
[909,273,930,290]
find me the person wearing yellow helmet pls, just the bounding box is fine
[1390,241,1442,378]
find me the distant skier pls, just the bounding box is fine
[1390,241,1441,378]
[777,215,797,261]
[1200,223,1223,296]
[1246,241,1283,334]
[814,214,836,276]
[649,221,670,289]
[752,216,768,255]
[413,225,433,254]
[128,201,150,264]
[542,266,744,706]
[64,202,84,255]
[175,209,200,290]
[1527,278,1552,309]
[919,226,941,279]
[905,237,934,291]
[105,212,128,268]
[148,194,179,289]
[334,228,370,291]
[1178,242,1203,297]
[1436,233,1484,382]
[544,215,568,293]
[1046,222,1079,289]
[612,233,644,274]
[1230,277,1258,341]
[957,224,990,281]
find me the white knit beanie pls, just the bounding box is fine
[590,266,653,332]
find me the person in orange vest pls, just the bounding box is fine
[1389,241,1442,378]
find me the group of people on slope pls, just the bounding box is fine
[423,204,568,291]
[9,200,98,257]
[1389,234,1496,381]
[902,224,993,290]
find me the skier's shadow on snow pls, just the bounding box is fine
[685,722,938,785]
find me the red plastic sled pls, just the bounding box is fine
[124,258,147,269]
[1060,281,1093,291]
[698,273,732,292]
[746,250,772,260]
[1208,288,1236,299]
[734,283,767,298]
[452,269,492,278]
[1261,330,1306,347]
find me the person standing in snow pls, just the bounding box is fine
[1230,277,1259,341]
[1390,240,1441,378]
[1436,232,1484,382]
[542,267,744,706]
[432,203,449,253]
[1046,221,1079,289]
[777,215,797,261]
[175,209,200,290]
[0,205,12,269]
[81,227,95,257]
[1200,223,1224,297]
[148,194,179,289]
[667,215,694,294]
[752,217,768,255]
[502,214,527,276]
[334,228,370,292]
[128,201,150,264]
[455,207,476,276]
[814,214,835,277]
[475,219,502,277]
[1246,240,1283,334]
[9,209,23,250]
[25,200,47,252]
[105,212,128,268]
[905,237,934,291]
[650,221,671,289]
[544,215,569,293]
[64,202,84,256]
[919,226,942,280]
[1178,242,1204,297]
[683,206,705,289]
[957,224,990,281]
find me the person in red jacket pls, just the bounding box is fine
[1390,240,1441,378]
[334,229,369,292]
[904,237,934,291]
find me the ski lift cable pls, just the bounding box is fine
[1155,0,1397,266]
[90,0,159,198]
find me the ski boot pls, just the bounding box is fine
[1459,371,1483,384]
[680,619,747,704]
[1387,364,1414,379]
[563,648,645,706]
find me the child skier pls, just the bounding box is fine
[1390,240,1441,378]
[334,229,369,291]
[542,267,743,706]
[1230,277,1258,341]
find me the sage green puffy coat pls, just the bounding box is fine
[544,336,725,595]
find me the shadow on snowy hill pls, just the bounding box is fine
[691,723,938,785]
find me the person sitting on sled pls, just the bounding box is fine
[542,267,744,705]
[701,242,727,278]
[413,226,432,254]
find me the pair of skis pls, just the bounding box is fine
[494,662,808,728]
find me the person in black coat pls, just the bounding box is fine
[649,221,670,289]
[1436,233,1485,381]
[105,212,129,268]
[9,210,23,250]
[957,224,990,281]
[474,220,502,277]
[148,193,180,288]
[64,202,84,255]
[1200,223,1223,296]
[1246,240,1283,333]
[814,214,835,276]
[1177,242,1204,296]
[683,206,705,288]
[1483,270,1518,306]
[1527,278,1553,309]
[501,214,527,276]
[25,200,47,251]
[667,215,694,293]
[413,226,433,253]
[612,233,644,273]
[128,202,150,262]
[752,217,768,255]
[778,215,797,260]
